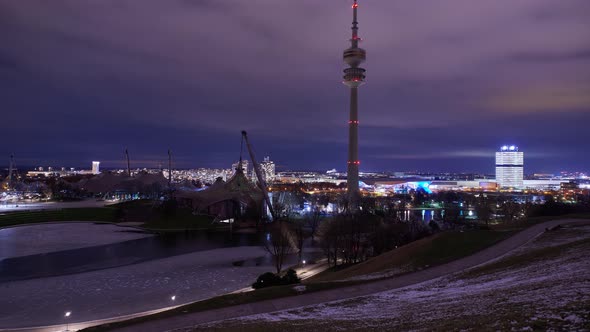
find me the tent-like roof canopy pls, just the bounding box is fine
[176,168,264,211]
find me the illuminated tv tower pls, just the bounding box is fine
[343,0,366,205]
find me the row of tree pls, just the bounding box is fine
[262,206,436,273]
[261,191,590,274]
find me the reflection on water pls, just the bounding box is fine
[397,209,475,222]
[397,209,439,222]
[0,229,264,283]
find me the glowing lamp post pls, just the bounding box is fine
[64,311,72,331]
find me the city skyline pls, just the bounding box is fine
[4,153,589,177]
[1,1,589,173]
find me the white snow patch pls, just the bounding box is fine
[1,246,273,328]
[198,229,590,331]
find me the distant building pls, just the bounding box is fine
[496,145,524,189]
[232,160,248,176]
[260,156,276,182]
[92,161,100,175]
[561,181,578,191]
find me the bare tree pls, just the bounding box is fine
[475,196,493,226]
[501,201,521,222]
[319,213,369,267]
[293,219,305,263]
[263,222,297,274]
[319,218,341,267]
[306,205,323,243]
[272,198,294,222]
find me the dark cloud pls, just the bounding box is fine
[510,49,590,63]
[0,0,589,173]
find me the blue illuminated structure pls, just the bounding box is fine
[415,181,433,194]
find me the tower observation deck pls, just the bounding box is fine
[343,0,366,207]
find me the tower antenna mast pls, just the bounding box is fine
[342,0,366,209]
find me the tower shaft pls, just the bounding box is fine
[342,0,365,207]
[347,88,359,199]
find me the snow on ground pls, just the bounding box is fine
[511,224,590,254]
[0,246,273,328]
[193,226,590,331]
[341,264,412,282]
[0,222,152,260]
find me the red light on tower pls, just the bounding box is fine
[352,3,358,9]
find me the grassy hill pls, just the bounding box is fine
[309,229,514,282]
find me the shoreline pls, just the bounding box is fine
[0,246,272,329]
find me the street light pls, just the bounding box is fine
[64,311,72,331]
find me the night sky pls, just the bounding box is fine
[1,1,589,173]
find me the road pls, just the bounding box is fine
[2,218,587,332]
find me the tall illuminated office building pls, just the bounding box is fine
[92,161,100,175]
[343,0,366,204]
[495,145,524,189]
[260,156,276,182]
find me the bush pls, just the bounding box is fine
[281,269,301,285]
[252,272,281,289]
[157,199,178,217]
[429,220,440,232]
[251,269,301,289]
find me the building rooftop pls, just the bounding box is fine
[499,145,519,152]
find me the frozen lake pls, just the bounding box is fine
[0,222,324,329]
[0,246,276,328]
[0,222,152,260]
[0,223,264,282]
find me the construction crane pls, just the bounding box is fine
[125,148,131,177]
[2,154,16,191]
[8,154,14,187]
[168,149,172,188]
[241,130,276,221]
